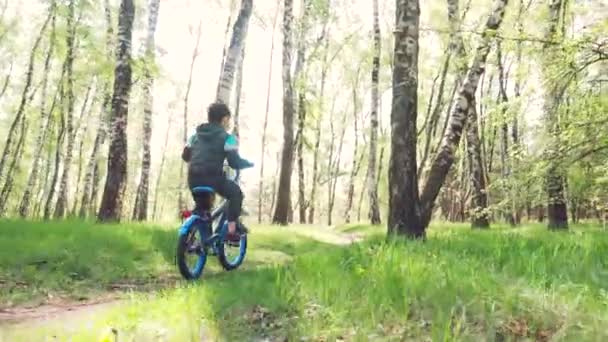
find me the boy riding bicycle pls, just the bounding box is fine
[181,102,253,243]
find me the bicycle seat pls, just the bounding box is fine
[191,186,215,195]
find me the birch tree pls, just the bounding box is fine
[542,0,569,230]
[18,4,57,217]
[0,3,53,215]
[272,0,295,225]
[367,0,382,225]
[216,0,253,104]
[132,0,161,221]
[98,0,135,222]
[53,0,77,218]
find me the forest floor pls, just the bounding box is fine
[0,220,607,341]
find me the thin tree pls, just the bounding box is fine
[79,0,114,218]
[418,0,509,230]
[496,40,515,226]
[294,0,311,224]
[344,68,363,223]
[448,0,490,228]
[44,83,66,220]
[272,0,295,225]
[18,7,57,217]
[0,4,53,208]
[152,114,173,220]
[543,0,568,230]
[216,0,236,98]
[98,0,136,222]
[216,0,253,104]
[177,19,202,214]
[258,0,280,224]
[132,0,161,221]
[367,0,382,224]
[54,0,77,218]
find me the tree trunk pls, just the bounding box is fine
[367,0,382,225]
[232,43,246,136]
[0,4,53,203]
[291,0,310,225]
[258,0,280,224]
[79,0,114,218]
[216,0,236,98]
[0,119,28,215]
[543,0,568,230]
[53,0,77,219]
[344,75,362,223]
[72,94,97,216]
[306,41,332,224]
[419,0,509,228]
[466,99,489,228]
[216,0,253,104]
[496,41,516,226]
[44,95,66,220]
[447,0,490,228]
[328,115,347,226]
[296,92,307,223]
[132,0,160,221]
[178,20,202,213]
[307,116,322,224]
[97,0,135,222]
[152,115,172,220]
[388,0,423,238]
[269,151,281,220]
[18,11,57,218]
[0,62,12,100]
[272,0,295,225]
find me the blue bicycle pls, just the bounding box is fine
[176,169,247,280]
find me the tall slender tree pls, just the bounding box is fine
[273,0,295,225]
[133,0,161,221]
[367,0,382,224]
[418,0,509,229]
[98,0,135,222]
[388,0,423,237]
[216,0,253,104]
[79,0,114,218]
[258,0,280,224]
[18,5,57,217]
[0,4,53,214]
[389,0,509,237]
[178,20,202,214]
[448,0,490,228]
[543,0,569,230]
[53,0,77,218]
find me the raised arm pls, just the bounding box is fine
[224,134,253,170]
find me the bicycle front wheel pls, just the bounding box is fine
[176,218,209,280]
[217,232,247,271]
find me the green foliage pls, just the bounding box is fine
[4,223,607,340]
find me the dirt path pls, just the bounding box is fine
[0,228,364,337]
[0,297,123,328]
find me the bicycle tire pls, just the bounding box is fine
[176,219,208,280]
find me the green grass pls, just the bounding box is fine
[2,221,608,341]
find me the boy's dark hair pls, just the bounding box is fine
[208,102,231,123]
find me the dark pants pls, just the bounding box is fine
[188,170,243,222]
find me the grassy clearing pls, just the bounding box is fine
[0,220,338,308]
[2,222,608,341]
